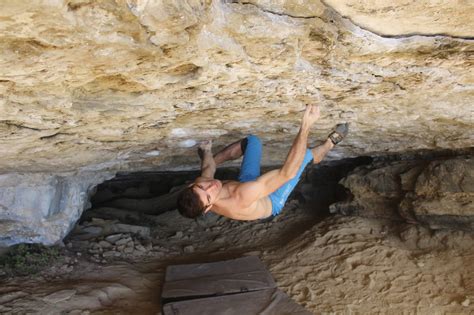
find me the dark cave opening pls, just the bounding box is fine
[83,155,374,225]
[74,147,473,240]
[64,155,374,267]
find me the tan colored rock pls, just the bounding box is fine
[323,0,474,37]
[0,0,472,173]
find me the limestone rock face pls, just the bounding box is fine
[0,1,473,245]
[0,172,113,246]
[330,156,474,230]
[323,0,474,37]
[0,0,473,173]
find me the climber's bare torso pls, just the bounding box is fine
[194,177,273,220]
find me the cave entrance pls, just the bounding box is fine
[65,157,371,264]
[88,168,240,219]
[82,156,372,227]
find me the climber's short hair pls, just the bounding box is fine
[177,186,206,219]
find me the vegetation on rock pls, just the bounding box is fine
[0,243,61,277]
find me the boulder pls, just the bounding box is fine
[0,172,113,246]
[330,156,474,230]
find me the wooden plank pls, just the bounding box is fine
[162,256,276,299]
[162,270,275,299]
[165,255,269,281]
[162,288,313,315]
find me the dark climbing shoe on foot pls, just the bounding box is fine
[328,123,349,145]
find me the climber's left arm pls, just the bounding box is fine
[199,140,216,179]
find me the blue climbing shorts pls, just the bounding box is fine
[238,135,313,216]
[238,135,262,183]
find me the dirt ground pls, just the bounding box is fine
[1,200,473,314]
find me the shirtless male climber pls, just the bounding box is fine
[177,104,348,220]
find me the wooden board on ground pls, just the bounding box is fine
[161,256,312,314]
[162,255,276,299]
[162,288,312,315]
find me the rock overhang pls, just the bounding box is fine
[0,0,472,173]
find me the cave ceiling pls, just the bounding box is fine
[0,0,473,173]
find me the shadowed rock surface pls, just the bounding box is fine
[331,152,474,230]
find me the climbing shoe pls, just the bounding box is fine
[328,123,349,145]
